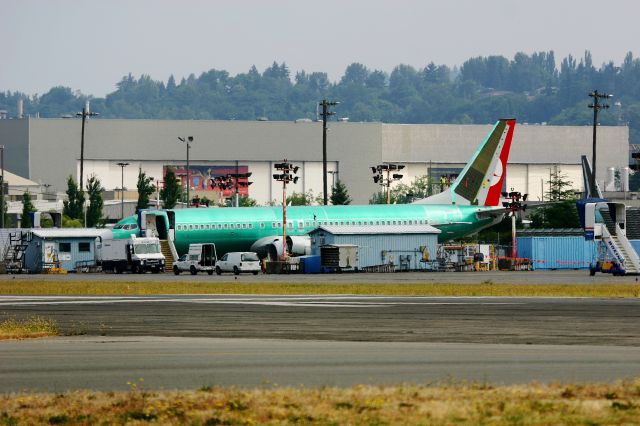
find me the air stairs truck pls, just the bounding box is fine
[98,235,165,273]
[581,200,640,276]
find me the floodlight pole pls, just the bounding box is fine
[319,100,338,205]
[116,162,129,219]
[0,145,4,228]
[371,163,404,204]
[588,90,611,195]
[385,168,392,204]
[273,160,298,260]
[178,136,193,208]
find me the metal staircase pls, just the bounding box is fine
[2,231,31,273]
[160,240,175,273]
[584,202,640,275]
[599,222,640,274]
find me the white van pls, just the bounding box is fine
[173,243,217,275]
[215,252,261,275]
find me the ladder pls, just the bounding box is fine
[160,239,175,273]
[599,223,640,274]
[2,231,31,273]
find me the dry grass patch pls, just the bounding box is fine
[0,280,639,298]
[1,379,639,425]
[0,315,58,340]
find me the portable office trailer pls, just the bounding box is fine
[309,224,440,271]
[516,229,597,270]
[24,229,111,273]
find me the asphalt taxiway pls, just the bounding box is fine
[1,272,639,391]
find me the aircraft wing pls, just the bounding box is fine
[475,208,511,220]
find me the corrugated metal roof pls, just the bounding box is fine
[30,229,113,239]
[309,224,441,235]
[518,228,585,237]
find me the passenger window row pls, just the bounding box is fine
[174,219,427,232]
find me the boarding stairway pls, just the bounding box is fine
[600,224,640,274]
[2,231,31,273]
[160,240,175,273]
[592,203,640,275]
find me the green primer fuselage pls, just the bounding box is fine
[116,204,500,256]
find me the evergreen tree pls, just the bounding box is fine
[391,175,434,203]
[0,187,9,228]
[286,191,314,206]
[545,168,578,201]
[63,176,84,220]
[238,196,258,207]
[85,175,104,228]
[529,169,580,228]
[369,190,397,205]
[330,180,352,205]
[21,192,36,228]
[136,168,156,212]
[160,167,181,209]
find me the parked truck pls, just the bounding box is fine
[98,235,165,273]
[173,243,217,275]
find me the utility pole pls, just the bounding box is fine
[588,90,612,195]
[76,101,98,190]
[116,162,129,219]
[178,136,193,208]
[319,100,339,205]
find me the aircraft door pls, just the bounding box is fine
[145,214,158,238]
[155,215,168,239]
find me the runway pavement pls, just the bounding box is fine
[1,294,639,345]
[2,336,640,392]
[2,292,639,391]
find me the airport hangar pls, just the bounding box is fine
[0,117,629,206]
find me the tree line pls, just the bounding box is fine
[2,51,640,143]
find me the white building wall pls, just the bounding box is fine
[3,118,627,205]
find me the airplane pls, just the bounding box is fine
[112,118,516,259]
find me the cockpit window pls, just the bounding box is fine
[114,224,123,229]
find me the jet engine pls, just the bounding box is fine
[250,236,284,260]
[286,235,311,256]
[249,235,311,260]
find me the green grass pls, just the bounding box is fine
[0,280,639,297]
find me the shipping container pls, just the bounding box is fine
[517,236,598,270]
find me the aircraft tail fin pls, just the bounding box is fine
[413,118,516,206]
[581,155,603,199]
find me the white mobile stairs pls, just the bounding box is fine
[584,201,640,275]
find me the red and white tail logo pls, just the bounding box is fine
[413,118,516,206]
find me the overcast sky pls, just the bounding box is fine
[1,0,638,97]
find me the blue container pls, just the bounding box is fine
[630,240,640,257]
[517,236,598,270]
[299,255,321,274]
